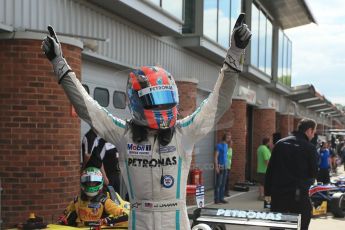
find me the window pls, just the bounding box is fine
[230,0,241,31]
[148,0,183,20]
[250,3,272,76]
[278,29,292,87]
[218,0,231,48]
[82,84,89,94]
[148,0,160,5]
[265,20,272,75]
[203,0,242,48]
[250,4,259,67]
[113,91,126,109]
[203,0,218,42]
[258,11,266,72]
[94,87,109,107]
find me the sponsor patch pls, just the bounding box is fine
[88,202,101,209]
[131,202,141,209]
[216,209,282,221]
[144,202,153,208]
[162,175,174,188]
[138,85,173,97]
[156,77,163,85]
[88,202,101,215]
[159,120,169,129]
[128,156,177,168]
[159,145,176,154]
[138,201,178,210]
[127,143,152,155]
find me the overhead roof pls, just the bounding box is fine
[259,0,317,29]
[288,85,343,117]
[0,23,13,33]
[88,0,182,36]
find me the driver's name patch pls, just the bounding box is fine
[127,143,152,155]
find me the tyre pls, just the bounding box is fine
[192,222,226,230]
[208,223,226,230]
[192,223,212,230]
[329,192,345,218]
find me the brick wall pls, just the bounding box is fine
[176,80,197,180]
[176,81,197,119]
[0,39,82,228]
[279,114,294,138]
[225,99,247,187]
[252,108,276,179]
[294,117,302,131]
[317,123,324,135]
[276,113,281,134]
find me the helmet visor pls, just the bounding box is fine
[138,86,179,109]
[80,174,103,183]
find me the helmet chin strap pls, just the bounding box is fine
[158,127,174,146]
[131,120,174,146]
[131,121,149,143]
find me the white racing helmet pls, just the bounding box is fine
[80,167,103,197]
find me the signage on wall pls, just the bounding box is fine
[268,98,279,111]
[238,86,256,104]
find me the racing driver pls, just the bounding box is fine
[41,14,251,230]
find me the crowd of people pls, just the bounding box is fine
[316,138,345,184]
[213,119,345,230]
[211,118,344,230]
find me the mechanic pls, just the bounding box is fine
[265,119,318,230]
[58,167,127,227]
[41,14,251,230]
[81,127,98,170]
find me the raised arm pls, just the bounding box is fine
[41,26,126,143]
[178,14,251,144]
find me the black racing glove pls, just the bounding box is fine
[41,26,71,83]
[224,13,252,72]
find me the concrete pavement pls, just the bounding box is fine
[187,166,345,229]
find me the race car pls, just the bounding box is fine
[15,186,129,230]
[309,177,345,217]
[190,207,300,230]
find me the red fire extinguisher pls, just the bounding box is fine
[191,168,203,185]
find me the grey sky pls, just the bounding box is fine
[285,0,345,105]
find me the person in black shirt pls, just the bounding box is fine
[81,128,97,169]
[265,118,318,230]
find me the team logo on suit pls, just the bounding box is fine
[162,175,174,188]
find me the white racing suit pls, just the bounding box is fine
[59,63,238,229]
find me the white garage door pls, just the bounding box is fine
[81,59,131,139]
[194,90,215,190]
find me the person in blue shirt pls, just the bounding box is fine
[317,142,331,184]
[214,133,231,204]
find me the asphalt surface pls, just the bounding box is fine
[187,166,345,229]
